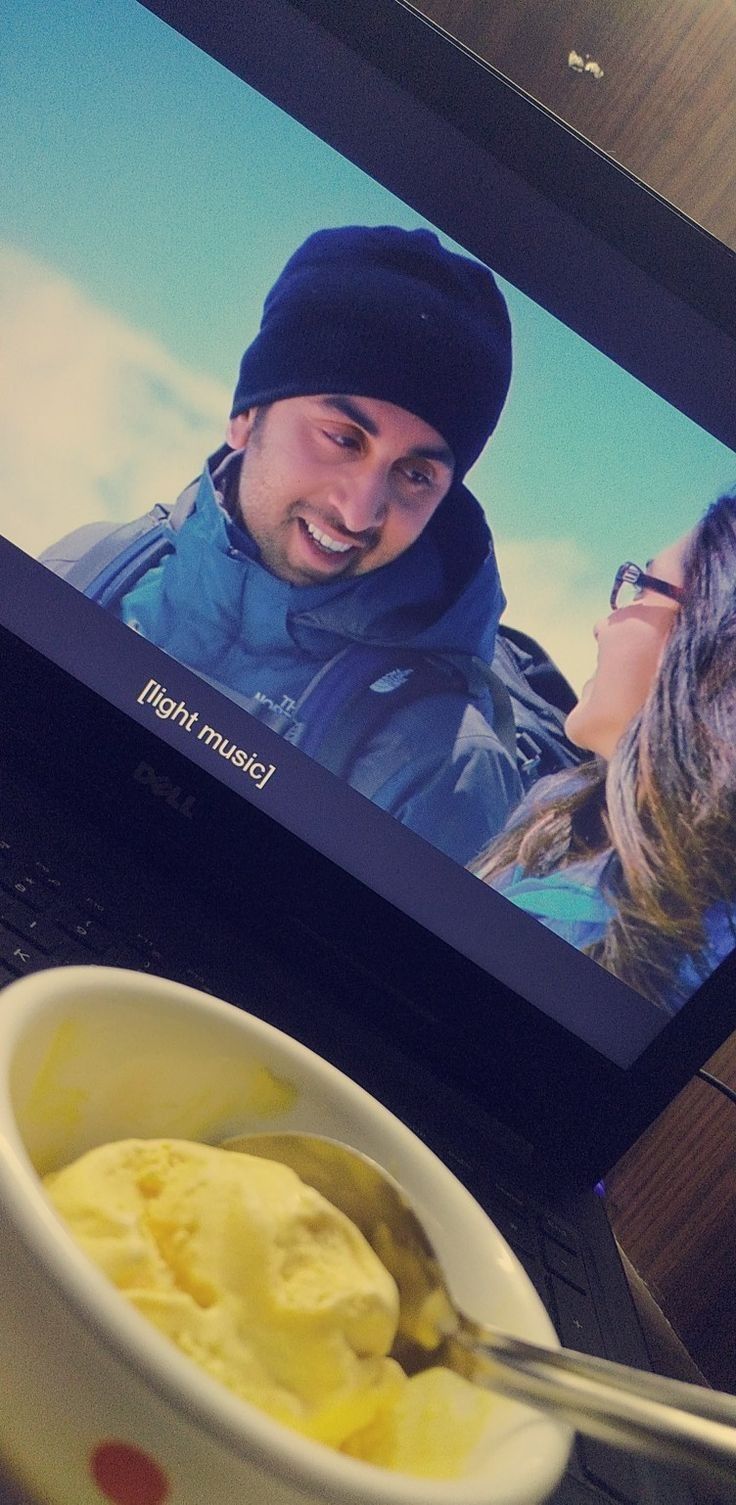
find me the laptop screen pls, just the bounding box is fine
[2,0,735,1073]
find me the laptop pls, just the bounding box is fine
[1,0,735,1500]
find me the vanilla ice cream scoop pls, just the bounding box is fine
[43,1138,403,1446]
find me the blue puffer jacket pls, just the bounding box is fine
[40,448,522,863]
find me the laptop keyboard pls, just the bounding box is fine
[0,835,212,994]
[0,827,669,1505]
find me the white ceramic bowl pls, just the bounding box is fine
[0,966,570,1505]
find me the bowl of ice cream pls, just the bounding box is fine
[0,965,570,1505]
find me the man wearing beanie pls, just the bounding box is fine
[40,225,525,865]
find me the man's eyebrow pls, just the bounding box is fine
[320,395,379,434]
[319,395,454,469]
[409,442,455,469]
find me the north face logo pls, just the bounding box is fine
[368,668,414,695]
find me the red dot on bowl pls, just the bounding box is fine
[90,1441,169,1505]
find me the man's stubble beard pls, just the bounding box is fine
[236,462,377,583]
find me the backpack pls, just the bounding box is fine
[57,503,585,794]
[287,629,585,796]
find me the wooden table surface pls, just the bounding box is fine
[415,0,736,250]
[416,0,736,1395]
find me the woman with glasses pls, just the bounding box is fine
[471,491,736,1013]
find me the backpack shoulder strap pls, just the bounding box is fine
[59,505,171,598]
[292,633,584,798]
[292,644,517,797]
[496,623,578,715]
[62,478,200,605]
[490,627,585,787]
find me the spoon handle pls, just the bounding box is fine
[455,1322,736,1490]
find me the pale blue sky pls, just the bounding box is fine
[2,0,734,685]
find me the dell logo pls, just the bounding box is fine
[132,761,196,819]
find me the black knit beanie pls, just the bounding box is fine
[230,225,512,480]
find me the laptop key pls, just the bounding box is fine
[540,1212,581,1255]
[80,893,106,919]
[32,859,65,895]
[489,1180,528,1211]
[487,1200,537,1257]
[0,927,47,976]
[548,1273,606,1356]
[105,943,153,972]
[0,898,65,955]
[72,916,112,954]
[542,1235,588,1293]
[51,908,113,954]
[0,870,51,911]
[55,940,101,968]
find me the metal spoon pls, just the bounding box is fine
[222,1130,736,1492]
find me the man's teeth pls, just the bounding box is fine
[306,521,353,554]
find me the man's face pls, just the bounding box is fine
[226,395,455,586]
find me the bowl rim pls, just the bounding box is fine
[0,966,571,1505]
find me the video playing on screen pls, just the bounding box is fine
[2,0,735,1033]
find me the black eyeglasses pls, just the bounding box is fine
[610,561,685,612]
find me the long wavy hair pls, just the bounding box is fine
[472,491,736,1008]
